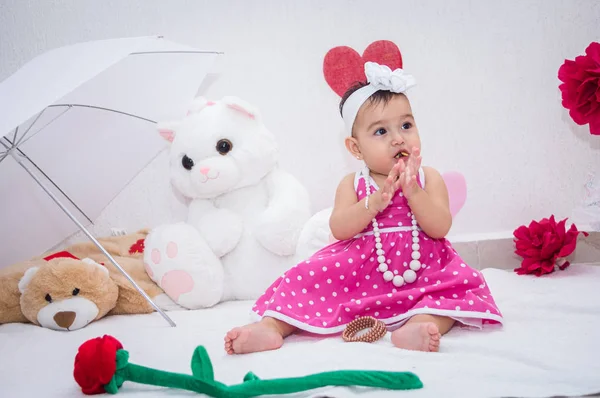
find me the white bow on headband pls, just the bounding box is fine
[342,61,417,134]
[365,62,417,93]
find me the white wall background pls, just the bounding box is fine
[1,0,599,260]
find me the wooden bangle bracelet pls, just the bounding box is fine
[342,316,387,343]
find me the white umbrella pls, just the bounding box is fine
[0,36,220,327]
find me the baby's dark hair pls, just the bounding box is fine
[338,81,400,117]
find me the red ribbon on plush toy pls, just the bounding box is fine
[42,238,145,265]
[43,251,79,261]
[73,335,423,396]
[128,239,145,255]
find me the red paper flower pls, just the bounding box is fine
[129,238,145,255]
[513,215,588,276]
[73,335,123,394]
[558,41,600,135]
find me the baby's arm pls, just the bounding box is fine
[329,173,381,240]
[407,166,452,239]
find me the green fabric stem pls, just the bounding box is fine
[104,347,423,397]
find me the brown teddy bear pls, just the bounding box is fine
[0,229,180,331]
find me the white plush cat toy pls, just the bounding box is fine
[143,96,312,309]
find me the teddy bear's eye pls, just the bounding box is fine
[181,155,194,170]
[72,288,80,296]
[216,139,233,155]
[45,294,52,303]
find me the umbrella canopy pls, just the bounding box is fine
[0,36,220,326]
[0,36,218,267]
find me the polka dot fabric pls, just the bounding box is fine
[252,169,503,334]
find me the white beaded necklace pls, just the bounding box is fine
[363,167,422,287]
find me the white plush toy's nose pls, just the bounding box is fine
[199,167,210,175]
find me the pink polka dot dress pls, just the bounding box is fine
[251,168,504,334]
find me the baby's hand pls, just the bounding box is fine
[372,161,403,212]
[398,147,422,199]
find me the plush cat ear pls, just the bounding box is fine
[187,96,216,116]
[221,96,261,121]
[18,267,39,294]
[156,120,181,143]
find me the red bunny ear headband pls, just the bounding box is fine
[323,40,416,134]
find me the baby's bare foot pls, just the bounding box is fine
[224,322,284,355]
[391,322,441,352]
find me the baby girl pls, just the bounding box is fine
[225,61,503,355]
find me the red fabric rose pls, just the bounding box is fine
[73,335,123,395]
[558,41,600,135]
[513,215,588,276]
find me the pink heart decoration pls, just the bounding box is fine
[441,171,467,217]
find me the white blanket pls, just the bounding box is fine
[1,264,599,398]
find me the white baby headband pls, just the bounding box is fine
[341,61,417,135]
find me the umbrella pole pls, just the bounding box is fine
[12,154,177,327]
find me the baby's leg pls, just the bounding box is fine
[224,317,297,355]
[391,315,455,352]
